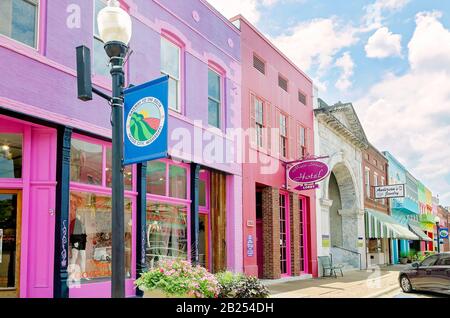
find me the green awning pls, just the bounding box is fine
[408,220,433,242]
[365,209,419,240]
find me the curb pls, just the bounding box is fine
[363,285,400,298]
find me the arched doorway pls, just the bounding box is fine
[326,162,360,268]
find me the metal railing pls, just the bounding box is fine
[332,245,363,270]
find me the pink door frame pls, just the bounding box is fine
[0,115,57,298]
[299,195,310,274]
[279,191,291,277]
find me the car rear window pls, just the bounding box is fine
[421,255,439,266]
[436,255,450,266]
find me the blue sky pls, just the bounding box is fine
[208,0,450,206]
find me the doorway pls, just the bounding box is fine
[0,190,21,298]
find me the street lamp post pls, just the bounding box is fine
[97,0,132,298]
[435,217,441,253]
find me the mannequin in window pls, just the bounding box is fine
[70,213,89,280]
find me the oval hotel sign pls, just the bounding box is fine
[288,160,330,184]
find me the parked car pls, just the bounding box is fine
[399,252,450,295]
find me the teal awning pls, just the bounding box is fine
[365,209,419,240]
[408,220,433,242]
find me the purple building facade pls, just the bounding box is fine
[0,0,242,298]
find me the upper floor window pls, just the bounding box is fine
[253,54,265,75]
[298,91,307,105]
[161,36,181,112]
[365,168,371,198]
[93,0,109,77]
[255,97,264,148]
[208,69,221,128]
[278,75,288,92]
[298,125,307,158]
[279,113,288,157]
[0,0,39,48]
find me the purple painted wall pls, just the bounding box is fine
[0,0,243,296]
[1,1,242,177]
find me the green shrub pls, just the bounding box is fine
[216,271,270,298]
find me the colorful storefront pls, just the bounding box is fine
[0,0,242,298]
[233,16,318,279]
[383,152,425,263]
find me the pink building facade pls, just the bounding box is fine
[0,0,242,298]
[232,16,318,279]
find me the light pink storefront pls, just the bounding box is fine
[232,16,318,279]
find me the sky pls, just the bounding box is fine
[207,0,450,206]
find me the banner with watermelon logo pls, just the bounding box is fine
[123,76,169,165]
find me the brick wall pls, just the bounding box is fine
[289,192,301,276]
[262,187,281,279]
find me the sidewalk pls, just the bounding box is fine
[268,265,407,298]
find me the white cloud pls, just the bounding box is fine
[270,17,358,74]
[355,11,450,205]
[206,0,262,24]
[408,11,450,73]
[207,0,293,24]
[365,27,402,58]
[363,0,411,31]
[334,52,354,91]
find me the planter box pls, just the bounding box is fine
[140,288,193,298]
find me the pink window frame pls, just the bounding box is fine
[161,30,186,116]
[208,61,227,131]
[68,133,137,297]
[146,158,192,259]
[0,117,27,187]
[298,195,310,274]
[0,0,47,55]
[279,191,291,277]
[91,0,131,88]
[199,169,211,269]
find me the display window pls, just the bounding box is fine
[68,135,136,285]
[145,159,191,269]
[0,133,22,179]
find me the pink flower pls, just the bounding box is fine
[160,268,164,273]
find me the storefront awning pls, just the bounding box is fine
[365,209,419,240]
[408,220,433,242]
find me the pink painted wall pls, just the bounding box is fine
[234,16,318,277]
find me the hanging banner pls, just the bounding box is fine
[123,75,169,165]
[440,228,449,239]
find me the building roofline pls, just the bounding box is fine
[367,142,388,163]
[200,0,241,35]
[230,14,313,85]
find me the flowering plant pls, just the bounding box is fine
[134,259,219,298]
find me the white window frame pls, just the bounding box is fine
[255,98,264,148]
[161,36,182,112]
[298,125,307,158]
[365,168,371,198]
[280,113,288,158]
[208,68,222,129]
